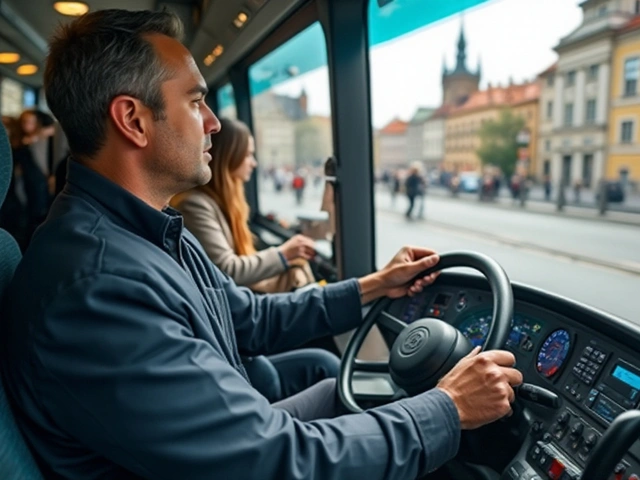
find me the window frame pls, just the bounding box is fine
[564,102,574,127]
[624,57,639,97]
[585,99,596,125]
[620,120,634,144]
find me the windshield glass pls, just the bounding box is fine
[369,0,640,321]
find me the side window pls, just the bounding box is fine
[216,83,237,119]
[249,22,334,256]
[0,77,25,116]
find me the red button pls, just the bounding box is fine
[548,458,565,479]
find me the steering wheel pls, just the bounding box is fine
[338,251,514,413]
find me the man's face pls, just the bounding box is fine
[146,35,220,193]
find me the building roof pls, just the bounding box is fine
[380,118,408,135]
[619,15,640,34]
[430,104,453,120]
[449,81,540,116]
[537,62,557,78]
[409,107,436,124]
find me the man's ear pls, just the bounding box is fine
[108,95,152,148]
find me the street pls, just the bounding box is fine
[258,181,640,323]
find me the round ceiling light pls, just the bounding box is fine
[53,1,89,16]
[17,64,38,75]
[0,52,20,64]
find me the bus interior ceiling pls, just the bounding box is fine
[0,0,310,91]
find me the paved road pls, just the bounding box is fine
[258,182,640,323]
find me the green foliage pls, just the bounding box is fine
[477,109,526,178]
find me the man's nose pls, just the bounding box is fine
[204,106,221,135]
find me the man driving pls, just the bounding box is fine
[1,9,522,480]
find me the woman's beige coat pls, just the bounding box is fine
[175,190,285,288]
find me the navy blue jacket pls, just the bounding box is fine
[1,160,460,479]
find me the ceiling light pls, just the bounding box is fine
[0,53,20,64]
[212,45,224,57]
[204,55,215,67]
[53,1,89,16]
[233,12,249,28]
[17,64,38,75]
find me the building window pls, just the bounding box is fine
[562,155,572,186]
[547,74,555,87]
[545,139,551,152]
[564,103,574,126]
[588,64,599,81]
[636,0,639,14]
[582,154,593,188]
[621,121,634,143]
[543,160,551,176]
[566,71,576,86]
[624,57,639,96]
[546,101,553,119]
[585,99,596,125]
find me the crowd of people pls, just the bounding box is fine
[0,110,69,250]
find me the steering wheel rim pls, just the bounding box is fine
[338,250,514,413]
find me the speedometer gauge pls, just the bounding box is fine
[536,329,571,379]
[457,311,492,348]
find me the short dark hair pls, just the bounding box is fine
[44,9,184,158]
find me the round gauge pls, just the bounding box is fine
[536,329,571,378]
[457,311,492,348]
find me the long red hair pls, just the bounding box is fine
[201,118,256,255]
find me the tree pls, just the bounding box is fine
[476,109,526,178]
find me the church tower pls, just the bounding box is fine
[442,21,481,107]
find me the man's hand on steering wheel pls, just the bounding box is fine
[358,246,441,304]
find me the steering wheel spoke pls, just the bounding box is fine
[377,311,406,336]
[353,359,389,373]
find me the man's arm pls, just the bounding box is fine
[223,246,441,355]
[35,274,460,480]
[220,270,363,356]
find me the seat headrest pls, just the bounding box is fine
[0,125,10,206]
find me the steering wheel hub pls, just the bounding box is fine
[390,318,473,396]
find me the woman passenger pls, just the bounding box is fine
[173,117,340,403]
[174,117,316,293]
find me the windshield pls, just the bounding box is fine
[369,0,640,321]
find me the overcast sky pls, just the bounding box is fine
[273,0,584,128]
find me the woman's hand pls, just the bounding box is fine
[279,235,316,262]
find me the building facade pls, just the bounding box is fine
[377,119,409,168]
[406,107,435,167]
[443,82,540,173]
[546,0,637,190]
[607,15,640,185]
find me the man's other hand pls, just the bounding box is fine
[436,347,523,430]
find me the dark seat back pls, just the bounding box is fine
[0,124,44,478]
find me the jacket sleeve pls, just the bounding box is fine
[219,264,364,355]
[177,191,285,286]
[35,274,460,480]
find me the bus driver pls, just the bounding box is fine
[1,9,522,480]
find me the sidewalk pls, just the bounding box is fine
[384,186,640,227]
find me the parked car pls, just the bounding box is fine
[459,172,480,193]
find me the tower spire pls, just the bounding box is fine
[455,17,467,72]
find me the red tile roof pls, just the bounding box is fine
[619,15,640,34]
[380,118,408,134]
[449,82,540,116]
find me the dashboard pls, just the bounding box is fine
[380,273,640,480]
